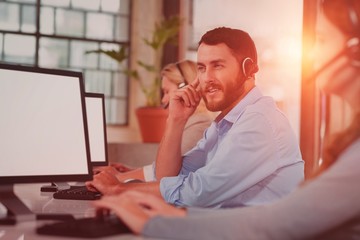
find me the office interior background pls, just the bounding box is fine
[0,0,351,177]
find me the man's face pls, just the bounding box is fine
[197,43,245,113]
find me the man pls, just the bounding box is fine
[93,2,360,238]
[87,27,304,208]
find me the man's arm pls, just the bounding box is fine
[155,79,201,179]
[155,117,187,179]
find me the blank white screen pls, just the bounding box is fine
[0,68,89,177]
[85,97,106,164]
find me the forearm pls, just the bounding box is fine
[115,168,145,182]
[155,117,187,179]
[142,206,268,240]
[124,182,162,198]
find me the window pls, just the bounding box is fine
[0,0,130,125]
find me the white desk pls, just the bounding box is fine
[0,183,150,240]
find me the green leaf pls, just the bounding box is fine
[137,61,157,72]
[123,69,140,80]
[143,16,181,50]
[85,46,128,63]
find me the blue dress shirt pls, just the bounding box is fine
[159,87,304,208]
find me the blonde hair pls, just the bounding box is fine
[161,60,209,113]
[161,60,197,86]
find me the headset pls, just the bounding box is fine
[175,62,188,89]
[346,0,360,67]
[241,57,258,79]
[309,0,360,82]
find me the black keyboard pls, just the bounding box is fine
[53,186,101,200]
[37,215,131,238]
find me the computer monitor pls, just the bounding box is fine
[40,93,108,192]
[85,93,108,167]
[0,63,91,224]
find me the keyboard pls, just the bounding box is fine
[53,186,101,200]
[37,215,131,238]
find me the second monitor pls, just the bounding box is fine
[85,92,109,167]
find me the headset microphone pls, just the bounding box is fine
[307,37,360,84]
[175,62,188,89]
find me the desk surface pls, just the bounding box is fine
[0,183,152,240]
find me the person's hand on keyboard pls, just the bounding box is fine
[86,168,125,195]
[92,190,187,234]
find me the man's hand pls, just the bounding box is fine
[169,78,202,121]
[92,191,187,234]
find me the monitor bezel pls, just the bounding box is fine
[84,92,109,167]
[0,63,92,184]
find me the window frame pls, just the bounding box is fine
[0,0,131,126]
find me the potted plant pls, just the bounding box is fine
[87,16,181,142]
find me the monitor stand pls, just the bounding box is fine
[40,182,70,192]
[0,184,35,225]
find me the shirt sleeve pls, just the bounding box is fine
[144,140,360,239]
[143,163,155,182]
[160,112,282,208]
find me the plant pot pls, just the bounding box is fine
[135,107,168,143]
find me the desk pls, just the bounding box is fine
[0,183,149,240]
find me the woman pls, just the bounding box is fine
[106,60,212,182]
[93,0,360,239]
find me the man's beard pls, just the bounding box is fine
[202,73,246,112]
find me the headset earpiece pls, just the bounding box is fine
[347,37,360,67]
[242,57,258,78]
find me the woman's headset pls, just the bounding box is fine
[346,0,360,67]
[175,62,188,89]
[309,0,360,81]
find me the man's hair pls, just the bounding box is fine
[198,27,259,75]
[198,27,257,62]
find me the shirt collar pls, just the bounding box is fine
[218,86,263,126]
